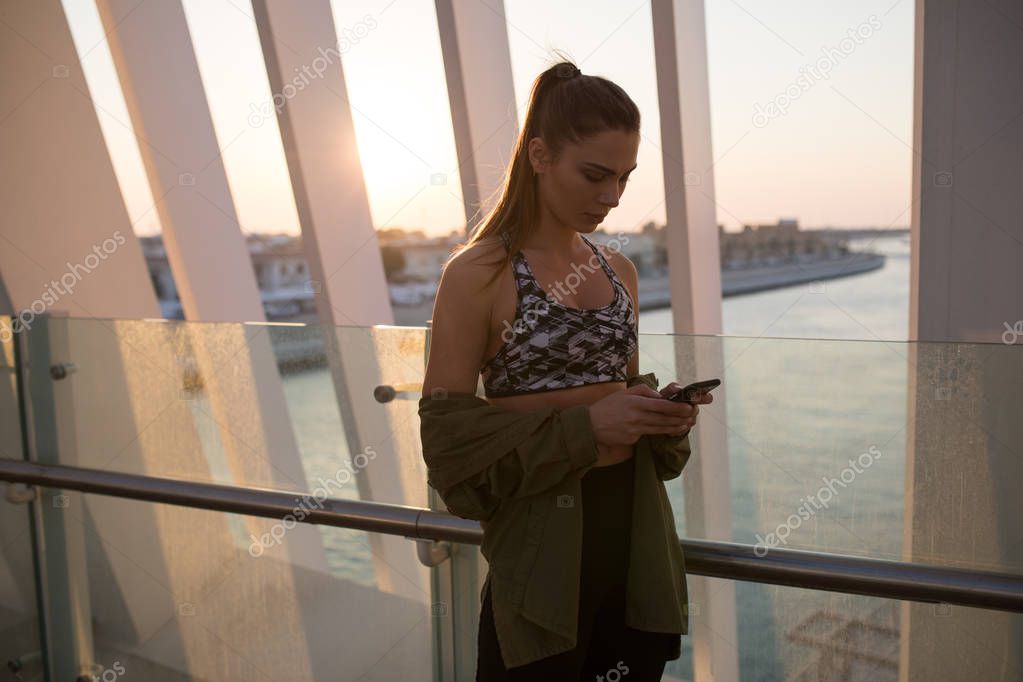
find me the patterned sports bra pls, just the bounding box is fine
[479,230,638,398]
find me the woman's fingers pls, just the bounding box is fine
[647,423,693,436]
[634,411,697,433]
[621,395,703,435]
[657,383,715,404]
[636,415,694,429]
[638,396,699,418]
[630,395,699,433]
[658,382,682,398]
[629,384,663,399]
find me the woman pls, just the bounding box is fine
[421,58,712,681]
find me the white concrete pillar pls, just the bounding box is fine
[94,0,326,577]
[434,0,519,236]
[651,0,724,337]
[909,4,1023,345]
[0,5,158,321]
[251,0,429,609]
[652,1,737,680]
[902,1,1023,680]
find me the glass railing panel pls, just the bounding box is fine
[0,505,41,679]
[0,315,44,678]
[17,316,435,638]
[640,332,1022,575]
[18,315,1021,577]
[15,316,305,487]
[21,316,1023,574]
[309,324,429,508]
[24,318,430,508]
[1,315,21,461]
[662,576,1022,681]
[32,492,434,681]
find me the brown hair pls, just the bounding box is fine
[447,52,641,288]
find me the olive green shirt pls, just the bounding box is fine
[419,372,691,668]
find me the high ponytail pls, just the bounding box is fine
[448,50,641,288]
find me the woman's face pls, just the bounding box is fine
[528,128,640,230]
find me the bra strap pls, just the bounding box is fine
[581,235,618,281]
[501,231,543,298]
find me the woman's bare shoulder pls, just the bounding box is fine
[440,237,508,291]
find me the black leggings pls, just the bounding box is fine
[476,456,680,681]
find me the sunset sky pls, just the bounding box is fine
[62,0,914,238]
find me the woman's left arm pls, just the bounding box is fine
[605,248,641,379]
[612,249,696,481]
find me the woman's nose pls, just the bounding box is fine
[598,190,620,208]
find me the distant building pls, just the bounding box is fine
[378,229,464,279]
[249,234,308,290]
[589,219,849,274]
[585,222,664,276]
[142,233,316,319]
[249,235,316,317]
[718,219,848,268]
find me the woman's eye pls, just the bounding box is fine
[584,173,631,184]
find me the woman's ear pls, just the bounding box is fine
[527,136,548,174]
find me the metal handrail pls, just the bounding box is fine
[2,458,1021,613]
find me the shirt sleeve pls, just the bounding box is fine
[645,431,692,481]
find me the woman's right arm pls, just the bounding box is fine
[422,244,498,398]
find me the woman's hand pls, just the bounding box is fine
[588,383,703,450]
[657,382,714,437]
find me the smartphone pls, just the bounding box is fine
[667,378,721,403]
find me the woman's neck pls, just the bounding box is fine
[523,208,587,257]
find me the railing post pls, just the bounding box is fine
[15,312,96,681]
